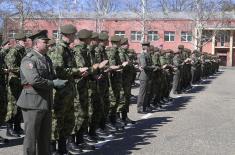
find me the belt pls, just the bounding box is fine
[23,84,33,89]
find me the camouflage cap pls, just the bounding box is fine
[141,41,150,46]
[61,24,77,35]
[110,35,121,42]
[120,37,128,45]
[192,49,198,53]
[99,32,109,41]
[1,39,9,46]
[91,32,99,39]
[77,29,92,39]
[15,32,26,40]
[128,49,135,53]
[178,44,184,49]
[154,47,160,52]
[30,30,50,41]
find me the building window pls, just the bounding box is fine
[202,30,213,42]
[131,31,142,41]
[53,30,59,39]
[115,31,125,37]
[181,32,192,42]
[164,31,175,42]
[148,31,159,41]
[8,30,17,38]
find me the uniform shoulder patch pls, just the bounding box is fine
[26,52,34,58]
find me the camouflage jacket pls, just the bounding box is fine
[5,44,26,77]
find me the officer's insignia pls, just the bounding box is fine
[27,63,33,69]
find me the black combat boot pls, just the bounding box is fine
[58,138,67,154]
[6,123,20,137]
[14,123,24,135]
[0,136,9,144]
[50,140,60,155]
[66,135,82,154]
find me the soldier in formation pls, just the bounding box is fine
[0,24,220,155]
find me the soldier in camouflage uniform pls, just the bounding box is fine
[5,32,26,137]
[106,35,125,129]
[172,50,183,95]
[49,24,82,154]
[0,40,10,144]
[86,32,108,141]
[128,49,138,86]
[118,37,136,125]
[73,29,100,148]
[96,32,111,133]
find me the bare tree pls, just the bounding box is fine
[159,0,229,50]
[125,0,159,42]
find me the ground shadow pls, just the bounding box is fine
[83,116,173,155]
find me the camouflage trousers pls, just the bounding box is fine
[88,81,103,135]
[0,83,7,125]
[73,79,89,134]
[109,74,124,122]
[98,78,110,129]
[5,76,22,123]
[120,75,132,113]
[51,82,76,140]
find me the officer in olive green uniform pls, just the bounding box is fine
[50,24,82,154]
[0,40,10,144]
[149,46,162,107]
[119,37,136,124]
[137,41,155,113]
[5,32,27,137]
[17,30,67,155]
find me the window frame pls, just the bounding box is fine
[181,31,192,42]
[148,31,159,41]
[131,31,142,42]
[164,31,175,42]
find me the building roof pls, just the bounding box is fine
[9,11,235,21]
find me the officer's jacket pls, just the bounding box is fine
[17,50,55,110]
[139,52,154,81]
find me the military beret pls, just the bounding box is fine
[129,49,135,53]
[178,45,184,49]
[99,32,109,41]
[77,29,92,39]
[184,48,191,53]
[91,32,99,39]
[15,32,26,40]
[48,39,56,46]
[165,49,173,53]
[154,47,160,52]
[141,41,150,46]
[120,37,128,45]
[30,30,50,41]
[61,24,77,35]
[110,35,121,42]
[192,50,198,53]
[1,39,9,46]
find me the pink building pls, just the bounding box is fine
[4,12,235,66]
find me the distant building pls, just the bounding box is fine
[4,11,235,66]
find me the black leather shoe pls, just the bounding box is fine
[51,141,61,155]
[14,123,24,135]
[67,135,82,154]
[6,123,20,138]
[0,136,9,144]
[79,143,95,151]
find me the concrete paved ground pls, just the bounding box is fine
[1,67,235,155]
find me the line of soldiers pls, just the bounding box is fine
[137,42,220,113]
[0,24,139,155]
[0,24,220,155]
